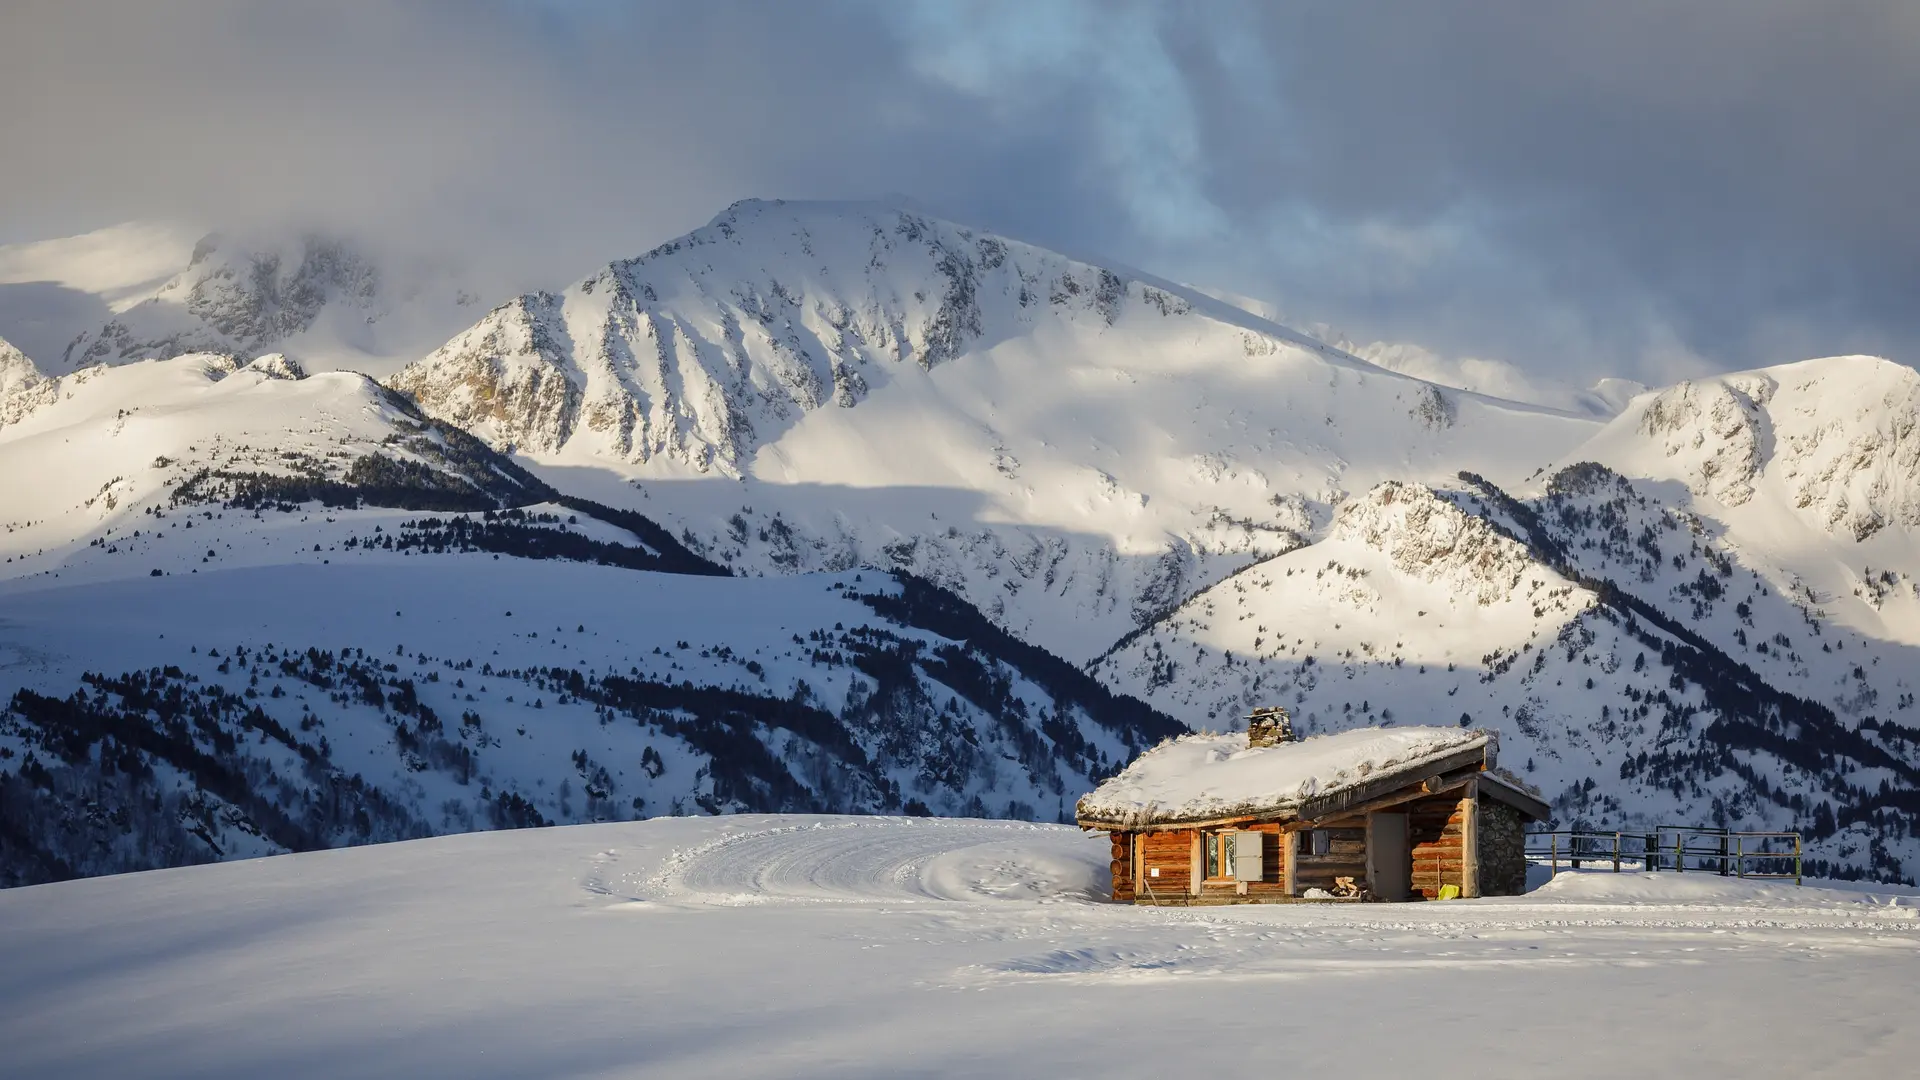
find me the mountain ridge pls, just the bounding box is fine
[5,201,1920,885]
[387,198,1603,661]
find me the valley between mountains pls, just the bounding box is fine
[2,199,1917,886]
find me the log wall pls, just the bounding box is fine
[1105,779,1528,904]
[1138,829,1194,899]
[1194,823,1291,900]
[1408,794,1467,899]
[1292,826,1368,895]
[1110,831,1135,903]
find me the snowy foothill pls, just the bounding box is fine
[1,816,1916,1079]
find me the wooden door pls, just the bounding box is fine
[1368,811,1411,901]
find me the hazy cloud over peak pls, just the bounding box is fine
[3,0,1915,387]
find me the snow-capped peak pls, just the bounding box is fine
[25,228,484,378]
[0,335,55,429]
[0,335,39,395]
[387,199,1601,660]
[389,198,1431,474]
[1565,354,1920,541]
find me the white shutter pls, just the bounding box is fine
[1233,830,1265,881]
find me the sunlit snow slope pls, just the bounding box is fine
[0,352,1179,885]
[2,816,1917,1079]
[393,198,1602,659]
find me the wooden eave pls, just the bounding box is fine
[1295,744,1490,822]
[1476,770,1551,821]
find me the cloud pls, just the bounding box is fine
[1181,2,1920,381]
[3,1,1916,386]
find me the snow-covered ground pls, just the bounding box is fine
[2,816,1915,1079]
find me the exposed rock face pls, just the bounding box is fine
[0,337,43,413]
[244,353,307,381]
[388,199,1339,476]
[63,234,381,368]
[387,292,580,454]
[0,336,67,429]
[1770,359,1920,541]
[1333,482,1538,606]
[1626,357,1920,541]
[1637,374,1771,507]
[1409,383,1457,429]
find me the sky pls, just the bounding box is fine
[2,0,1915,391]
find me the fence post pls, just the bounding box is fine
[1613,832,1622,873]
[1718,830,1728,877]
[1794,834,1802,886]
[1550,832,1558,876]
[1676,832,1684,873]
[1736,834,1744,879]
[1645,832,1657,872]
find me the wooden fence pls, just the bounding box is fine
[1525,826,1802,884]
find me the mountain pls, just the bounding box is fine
[1091,356,1920,881]
[8,199,1920,888]
[0,222,200,369]
[1551,356,1920,558]
[0,226,485,377]
[0,336,51,428]
[392,198,1603,660]
[1184,289,1647,418]
[0,354,1178,886]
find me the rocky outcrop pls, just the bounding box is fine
[1637,374,1771,507]
[386,292,580,454]
[0,336,51,427]
[1333,482,1538,606]
[1624,357,1920,541]
[63,234,381,368]
[1771,358,1920,541]
[244,353,307,381]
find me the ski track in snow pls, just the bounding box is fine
[632,817,1105,905]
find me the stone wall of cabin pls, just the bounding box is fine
[1476,797,1529,896]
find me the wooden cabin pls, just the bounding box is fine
[1076,712,1548,903]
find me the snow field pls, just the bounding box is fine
[1,815,1916,1079]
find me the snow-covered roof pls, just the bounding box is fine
[1077,726,1493,829]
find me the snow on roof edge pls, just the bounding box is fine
[1077,726,1494,830]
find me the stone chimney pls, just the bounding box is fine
[1246,706,1295,748]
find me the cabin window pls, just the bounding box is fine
[1310,829,1331,856]
[1204,831,1237,879]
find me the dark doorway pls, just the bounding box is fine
[1368,811,1411,901]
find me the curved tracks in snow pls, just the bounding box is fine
[637,817,1109,906]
